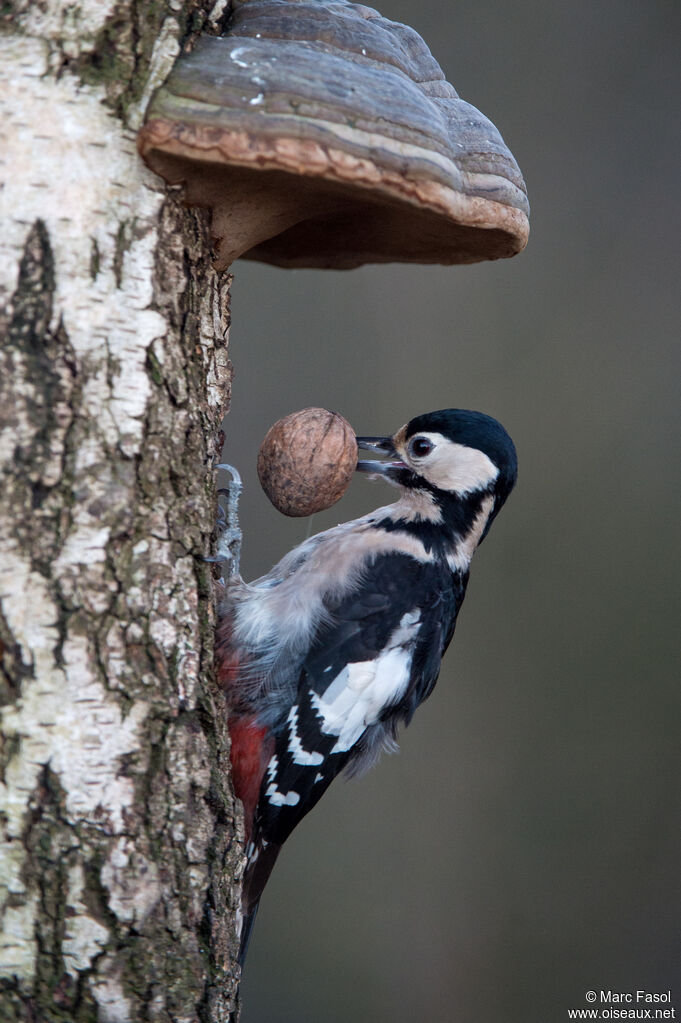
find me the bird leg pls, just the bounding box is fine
[206,463,243,579]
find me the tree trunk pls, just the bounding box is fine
[0,3,242,1020]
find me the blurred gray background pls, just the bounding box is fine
[223,1,681,1019]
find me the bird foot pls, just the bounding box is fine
[206,463,243,578]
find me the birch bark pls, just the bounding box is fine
[0,2,241,1019]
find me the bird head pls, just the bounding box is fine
[356,408,517,530]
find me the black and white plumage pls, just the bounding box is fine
[216,408,517,963]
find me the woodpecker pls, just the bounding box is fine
[216,408,517,963]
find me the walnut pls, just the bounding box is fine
[257,408,358,517]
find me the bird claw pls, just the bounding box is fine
[216,462,243,492]
[206,462,243,578]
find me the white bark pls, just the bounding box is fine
[0,3,240,1019]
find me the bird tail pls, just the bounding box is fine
[238,900,260,967]
[238,839,282,969]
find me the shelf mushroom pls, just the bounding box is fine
[138,0,530,269]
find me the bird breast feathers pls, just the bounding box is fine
[231,516,434,660]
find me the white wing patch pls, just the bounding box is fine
[311,610,421,753]
[264,755,300,807]
[287,706,324,766]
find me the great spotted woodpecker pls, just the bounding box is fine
[216,408,517,963]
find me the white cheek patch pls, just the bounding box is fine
[411,433,499,495]
[311,610,420,753]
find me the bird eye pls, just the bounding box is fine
[409,436,433,458]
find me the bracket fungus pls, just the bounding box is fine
[138,0,529,270]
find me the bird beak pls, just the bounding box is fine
[355,435,407,479]
[356,436,396,456]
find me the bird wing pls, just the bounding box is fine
[238,551,462,948]
[254,552,459,848]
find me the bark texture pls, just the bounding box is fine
[0,2,242,1020]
